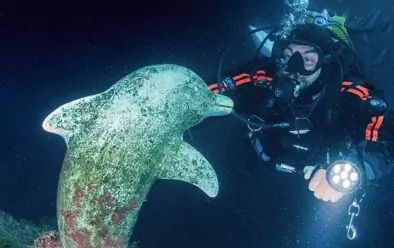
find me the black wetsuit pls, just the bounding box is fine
[209,58,394,183]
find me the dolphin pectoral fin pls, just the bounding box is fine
[159,142,219,197]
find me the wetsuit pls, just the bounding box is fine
[209,59,394,184]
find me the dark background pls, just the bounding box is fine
[1,0,394,247]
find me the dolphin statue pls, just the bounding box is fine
[42,64,234,247]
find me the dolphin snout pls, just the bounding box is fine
[204,94,234,117]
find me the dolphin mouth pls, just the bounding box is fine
[204,94,234,117]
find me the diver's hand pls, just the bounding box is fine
[304,168,344,203]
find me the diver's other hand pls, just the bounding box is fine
[306,168,344,203]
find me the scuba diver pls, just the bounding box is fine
[209,15,394,206]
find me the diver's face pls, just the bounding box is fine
[280,43,322,88]
[283,44,320,71]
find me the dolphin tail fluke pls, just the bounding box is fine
[159,142,219,197]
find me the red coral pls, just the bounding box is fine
[112,197,141,225]
[34,231,61,248]
[60,184,142,247]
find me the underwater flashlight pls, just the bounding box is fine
[326,160,362,193]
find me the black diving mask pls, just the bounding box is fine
[285,51,320,76]
[273,39,327,77]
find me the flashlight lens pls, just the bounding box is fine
[333,164,341,173]
[350,172,358,181]
[340,171,348,180]
[343,180,351,189]
[344,163,352,172]
[332,175,340,184]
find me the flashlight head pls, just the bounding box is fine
[326,160,362,193]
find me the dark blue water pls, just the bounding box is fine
[2,0,394,247]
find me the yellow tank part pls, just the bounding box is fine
[305,14,351,46]
[332,15,351,46]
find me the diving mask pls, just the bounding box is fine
[274,41,324,76]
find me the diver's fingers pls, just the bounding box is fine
[330,192,344,203]
[309,169,325,191]
[322,188,332,202]
[313,178,327,200]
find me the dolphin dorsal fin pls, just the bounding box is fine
[42,94,103,145]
